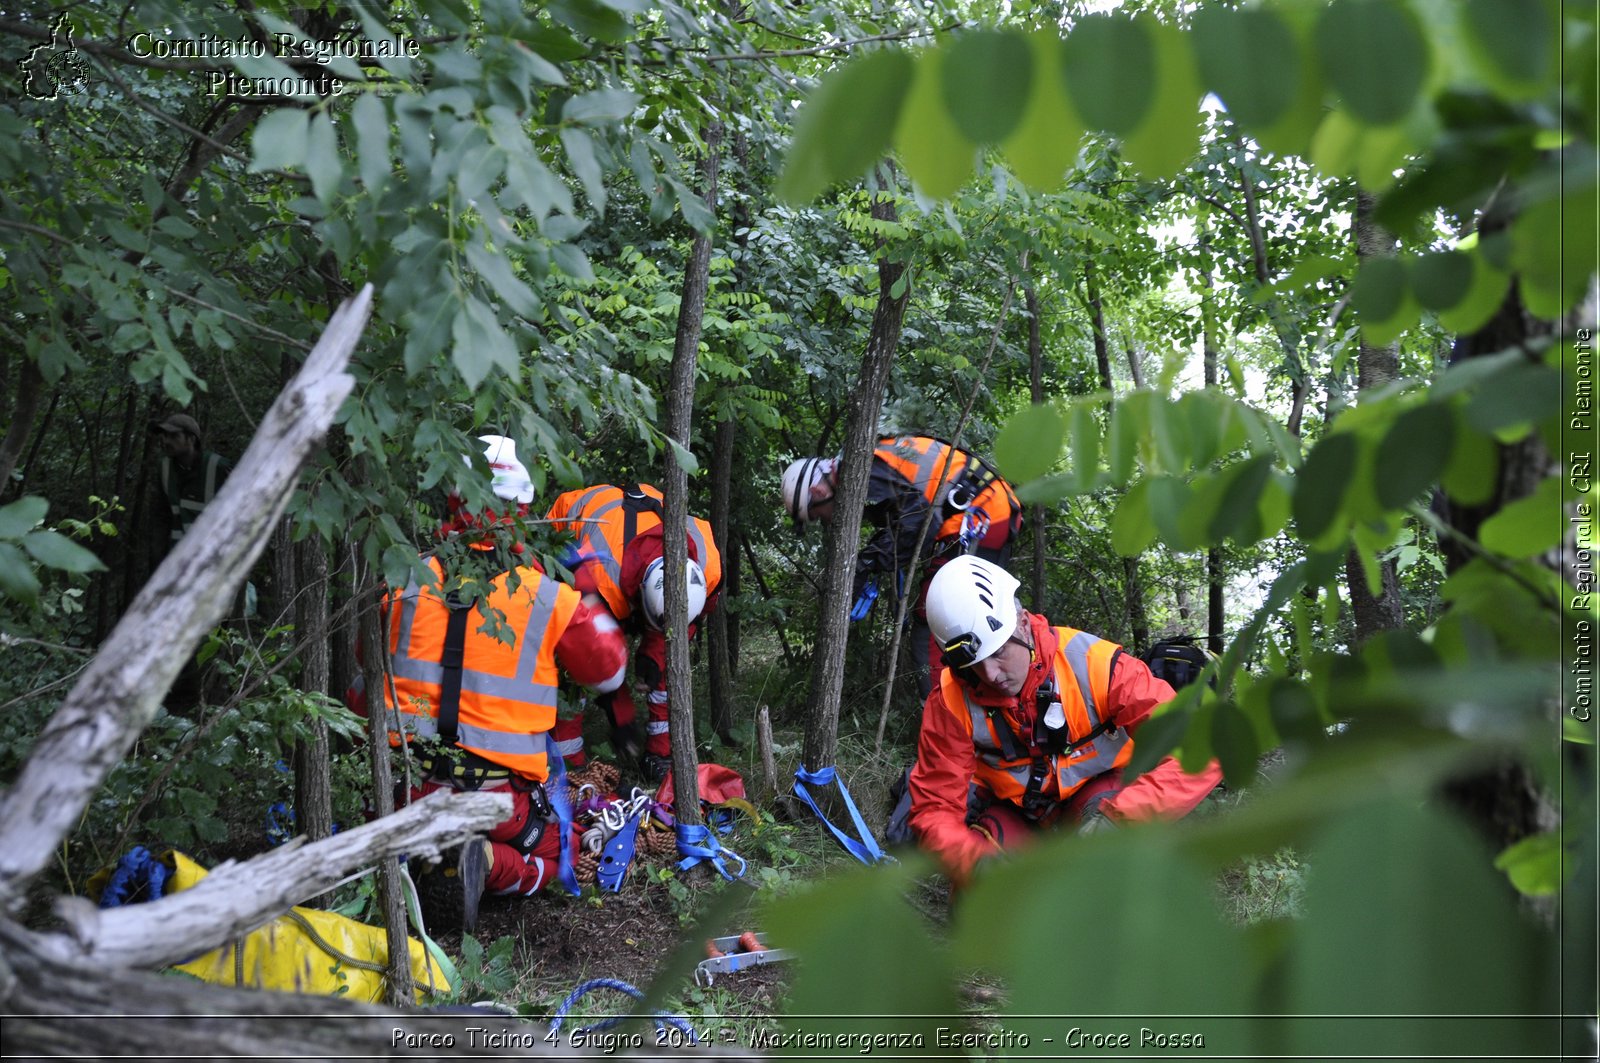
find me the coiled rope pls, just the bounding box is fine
[546,977,699,1044]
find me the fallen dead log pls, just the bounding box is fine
[24,789,509,971]
[0,287,372,915]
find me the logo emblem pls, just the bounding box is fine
[22,14,91,100]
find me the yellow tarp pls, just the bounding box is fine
[95,850,451,1002]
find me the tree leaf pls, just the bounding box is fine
[21,530,106,573]
[666,437,700,476]
[942,30,1033,144]
[1210,701,1260,788]
[998,33,1081,190]
[1209,454,1275,543]
[1288,800,1544,1044]
[351,92,391,193]
[1493,831,1567,896]
[1461,0,1558,100]
[1119,19,1201,179]
[1436,252,1511,334]
[0,542,40,606]
[1440,414,1500,506]
[1478,475,1564,557]
[0,495,48,540]
[1410,250,1474,311]
[1350,256,1406,326]
[1316,0,1432,127]
[249,108,309,174]
[763,861,958,1043]
[993,402,1066,485]
[1191,7,1303,130]
[1293,431,1358,542]
[1111,479,1155,557]
[954,829,1248,1018]
[451,298,519,390]
[895,47,977,199]
[1463,361,1560,433]
[1374,402,1456,509]
[562,87,640,124]
[1060,15,1154,136]
[778,49,912,204]
[1121,703,1191,778]
[305,112,342,203]
[559,126,606,213]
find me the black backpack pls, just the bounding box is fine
[1141,636,1214,690]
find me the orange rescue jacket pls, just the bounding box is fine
[545,483,722,620]
[383,555,580,781]
[935,626,1132,808]
[872,436,1019,540]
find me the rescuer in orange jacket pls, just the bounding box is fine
[545,482,722,782]
[908,555,1223,883]
[379,436,628,930]
[781,435,1023,694]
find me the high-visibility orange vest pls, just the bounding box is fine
[545,483,722,621]
[936,627,1133,807]
[382,555,580,781]
[873,435,1018,540]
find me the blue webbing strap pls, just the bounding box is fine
[675,823,746,881]
[548,977,699,1043]
[792,764,894,865]
[543,734,581,895]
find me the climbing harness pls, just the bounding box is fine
[547,978,699,1044]
[792,764,895,866]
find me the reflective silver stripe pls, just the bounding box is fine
[575,491,625,581]
[554,736,586,755]
[1057,730,1131,789]
[647,690,670,704]
[389,567,565,713]
[1060,630,1104,729]
[687,519,709,570]
[457,719,546,757]
[645,720,670,734]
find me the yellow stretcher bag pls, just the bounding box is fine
[90,848,452,1002]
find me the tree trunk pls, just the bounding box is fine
[663,119,722,826]
[1344,189,1406,639]
[1087,265,1147,647]
[803,162,909,776]
[358,563,416,1007]
[1201,250,1227,654]
[1026,283,1047,612]
[0,355,44,498]
[1123,325,1146,390]
[1433,206,1562,903]
[707,414,738,743]
[293,537,335,859]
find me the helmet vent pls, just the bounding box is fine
[986,616,1002,632]
[977,592,992,607]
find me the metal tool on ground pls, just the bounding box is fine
[694,932,793,987]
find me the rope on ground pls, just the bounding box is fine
[546,977,700,1044]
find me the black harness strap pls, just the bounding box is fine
[620,482,662,548]
[436,546,519,750]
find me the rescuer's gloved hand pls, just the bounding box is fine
[1077,809,1117,836]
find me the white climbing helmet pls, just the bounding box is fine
[641,557,708,629]
[781,456,835,522]
[469,434,535,504]
[925,555,1021,668]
